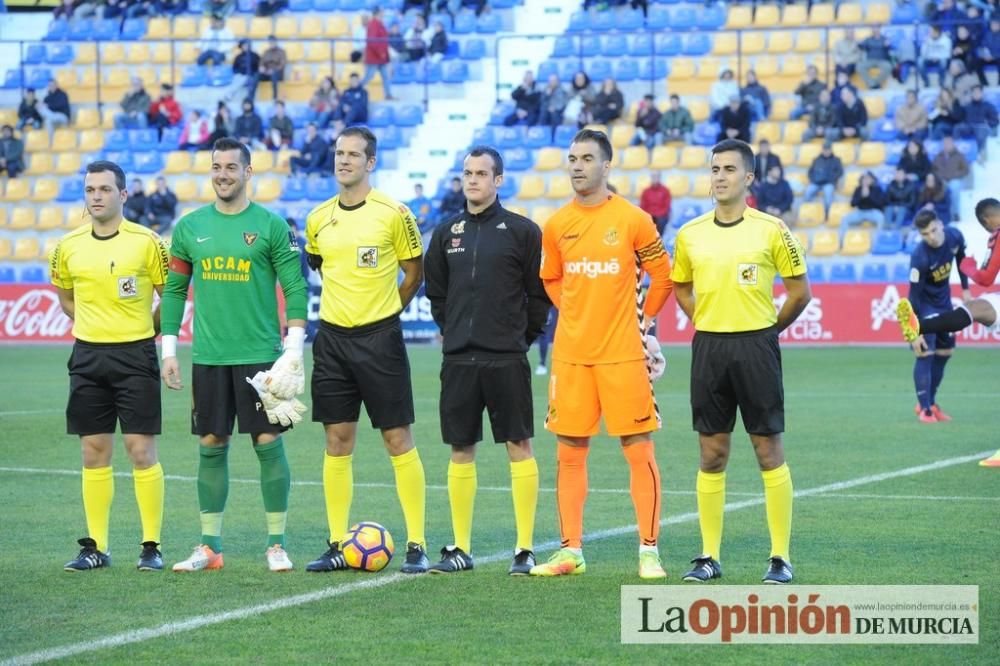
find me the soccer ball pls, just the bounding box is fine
[341,521,394,572]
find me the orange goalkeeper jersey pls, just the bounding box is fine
[540,192,673,365]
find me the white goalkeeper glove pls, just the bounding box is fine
[644,334,666,382]
[246,371,307,427]
[263,326,306,400]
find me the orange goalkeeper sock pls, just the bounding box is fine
[622,440,661,547]
[556,442,589,549]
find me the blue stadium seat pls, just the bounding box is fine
[489,101,515,125]
[892,2,919,24]
[442,61,468,83]
[339,0,363,9]
[614,59,639,82]
[102,151,134,173]
[56,178,84,202]
[395,104,423,127]
[280,178,307,202]
[591,11,614,32]
[558,60,579,83]
[306,177,337,201]
[288,0,313,10]
[892,262,910,283]
[313,0,338,10]
[130,129,159,152]
[638,58,669,81]
[236,0,256,11]
[287,105,311,130]
[696,5,726,30]
[121,18,146,40]
[24,45,46,65]
[885,142,905,165]
[536,60,559,82]
[692,122,719,146]
[180,65,207,87]
[654,33,681,57]
[491,0,516,7]
[886,94,906,118]
[0,266,15,284]
[93,19,119,41]
[566,11,589,32]
[955,138,978,163]
[602,35,628,58]
[208,66,233,87]
[451,150,465,171]
[829,262,858,283]
[580,36,601,58]
[417,61,442,84]
[588,59,612,81]
[1,69,21,89]
[629,33,653,57]
[472,126,497,145]
[368,105,395,128]
[26,68,53,89]
[46,43,74,64]
[551,36,574,58]
[524,125,551,148]
[615,9,644,31]
[872,119,897,142]
[682,34,712,56]
[904,233,920,254]
[476,13,501,33]
[429,13,453,32]
[67,19,93,41]
[497,126,525,149]
[498,175,518,199]
[807,262,827,283]
[861,262,890,282]
[453,12,477,34]
[505,148,533,171]
[872,231,904,255]
[669,7,696,30]
[392,62,416,84]
[379,125,403,149]
[159,127,182,150]
[133,152,164,174]
[554,124,577,147]
[187,0,206,11]
[646,6,670,30]
[19,266,47,284]
[460,38,486,60]
[44,19,69,41]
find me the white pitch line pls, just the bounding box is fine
[807,492,1000,502]
[0,449,992,666]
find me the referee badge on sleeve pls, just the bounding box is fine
[737,263,758,285]
[118,276,138,298]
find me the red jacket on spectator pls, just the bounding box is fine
[365,17,389,65]
[640,183,672,219]
[150,95,182,126]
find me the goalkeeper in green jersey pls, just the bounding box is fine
[159,138,309,573]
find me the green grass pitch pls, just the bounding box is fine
[0,344,997,664]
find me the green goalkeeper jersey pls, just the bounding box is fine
[161,202,309,365]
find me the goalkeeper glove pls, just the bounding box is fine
[263,326,306,400]
[247,372,307,427]
[644,334,666,382]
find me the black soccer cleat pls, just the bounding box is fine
[400,542,429,574]
[428,545,474,574]
[137,541,163,571]
[762,556,794,584]
[682,555,722,582]
[64,537,111,572]
[305,540,349,572]
[508,548,536,576]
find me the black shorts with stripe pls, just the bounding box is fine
[66,338,161,436]
[311,315,414,430]
[690,326,784,435]
[439,356,533,446]
[192,362,289,436]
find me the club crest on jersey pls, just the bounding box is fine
[738,263,758,285]
[451,237,461,248]
[358,246,378,267]
[603,228,619,246]
[451,221,465,234]
[243,232,259,246]
[118,276,137,298]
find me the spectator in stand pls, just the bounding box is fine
[963,4,985,44]
[236,99,266,149]
[360,7,395,100]
[179,110,211,150]
[932,134,970,221]
[255,0,288,17]
[197,15,233,66]
[658,93,694,144]
[156,0,189,16]
[929,88,965,139]
[840,171,887,242]
[227,39,261,103]
[921,26,953,86]
[350,12,369,63]
[340,72,369,126]
[52,0,80,20]
[791,65,826,120]
[932,0,964,36]
[858,25,894,89]
[802,89,838,141]
[258,36,287,101]
[504,71,542,126]
[539,74,569,140]
[917,172,952,223]
[957,84,999,154]
[145,177,177,233]
[709,69,740,122]
[439,176,466,220]
[952,25,978,74]
[267,100,294,150]
[833,28,862,76]
[886,167,918,229]
[830,71,859,107]
[310,76,342,129]
[115,78,152,130]
[408,183,435,239]
[0,125,25,179]
[832,87,869,141]
[17,89,43,131]
[631,94,661,149]
[289,122,328,175]
[427,20,448,63]
[753,139,782,184]
[944,59,978,105]
[39,79,70,136]
[899,138,932,183]
[895,89,929,140]
[639,170,671,236]
[805,142,844,220]
[404,15,429,61]
[756,164,794,222]
[567,70,596,127]
[741,69,771,121]
[716,95,751,143]
[124,178,148,223]
[592,78,624,124]
[975,17,1000,85]
[206,100,234,145]
[205,0,235,17]
[148,83,182,138]
[388,22,407,62]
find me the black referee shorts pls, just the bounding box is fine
[311,315,415,430]
[66,338,161,436]
[690,326,784,436]
[192,362,286,436]
[440,357,533,446]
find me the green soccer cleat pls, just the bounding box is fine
[529,548,586,577]
[638,550,667,580]
[896,298,920,343]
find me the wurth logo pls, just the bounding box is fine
[565,257,621,278]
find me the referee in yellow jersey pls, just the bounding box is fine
[50,160,170,572]
[302,126,430,574]
[671,140,811,585]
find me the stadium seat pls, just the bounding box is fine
[46,44,74,65]
[368,105,395,128]
[621,146,649,171]
[796,202,825,228]
[9,208,37,231]
[54,153,82,176]
[691,175,712,198]
[754,5,780,27]
[75,109,100,130]
[453,12,477,34]
[44,19,69,41]
[866,3,891,24]
[811,230,840,256]
[837,3,863,24]
[0,266,14,283]
[841,230,872,256]
[679,146,707,170]
[872,231,904,255]
[2,179,30,204]
[530,205,557,228]
[68,19,94,42]
[523,125,550,148]
[497,127,524,150]
[828,202,853,226]
[766,31,794,55]
[31,179,59,203]
[26,68,53,90]
[517,175,545,200]
[654,33,682,57]
[793,231,810,253]
[461,39,486,60]
[505,148,533,171]
[253,179,282,203]
[37,206,65,231]
[828,262,858,282]
[252,150,274,174]
[93,19,119,41]
[534,147,562,171]
[498,176,518,201]
[608,175,632,197]
[832,143,857,166]
[860,262,890,282]
[725,5,752,29]
[395,105,423,127]
[650,146,677,170]
[741,31,767,55]
[12,237,41,262]
[190,151,213,175]
[610,125,635,149]
[56,179,84,202]
[545,178,572,200]
[797,143,822,167]
[807,262,827,283]
[24,44,46,66]
[133,152,164,175]
[25,153,54,176]
[665,174,690,197]
[172,178,198,202]
[476,13,501,33]
[130,129,159,152]
[839,171,862,196]
[856,142,886,167]
[756,122,781,144]
[794,30,824,54]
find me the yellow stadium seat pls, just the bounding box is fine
[252,150,274,173]
[756,122,781,144]
[517,175,545,200]
[608,175,632,197]
[754,5,780,27]
[610,124,635,149]
[78,129,103,155]
[837,2,863,24]
[796,202,825,228]
[9,207,36,230]
[0,207,7,227]
[621,146,649,170]
[747,56,779,80]
[25,152,54,176]
[151,42,172,64]
[12,236,40,261]
[712,37,738,57]
[810,230,839,256]
[198,180,216,202]
[767,31,793,54]
[687,99,710,123]
[857,142,886,167]
[770,143,795,166]
[865,3,890,24]
[771,98,796,121]
[782,4,808,25]
[780,56,808,79]
[634,173,651,194]
[725,5,752,29]
[506,205,527,218]
[797,143,822,167]
[283,42,305,63]
[741,31,767,55]
[41,235,61,258]
[146,17,169,39]
[306,41,332,63]
[325,15,349,37]
[191,151,213,175]
[300,17,322,39]
[226,16,248,38]
[24,129,49,153]
[253,178,282,202]
[828,202,853,226]
[668,58,697,80]
[841,229,872,256]
[75,42,96,65]
[864,96,885,118]
[780,121,806,144]
[833,143,856,165]
[173,178,198,201]
[248,17,272,39]
[175,42,200,65]
[75,108,100,130]
[31,179,59,203]
[271,16,296,39]
[530,205,557,228]
[665,174,690,197]
[127,43,151,65]
[55,153,82,176]
[534,147,562,171]
[101,43,126,65]
[691,175,712,198]
[545,177,573,200]
[793,231,810,252]
[163,151,192,174]
[3,180,31,205]
[650,146,677,170]
[288,64,316,86]
[135,66,159,90]
[696,58,734,80]
[172,16,198,40]
[679,146,707,170]
[55,67,78,89]
[0,237,9,258]
[839,170,862,196]
[794,30,824,54]
[37,206,65,231]
[51,128,77,152]
[809,4,835,25]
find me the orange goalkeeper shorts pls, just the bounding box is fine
[544,358,660,438]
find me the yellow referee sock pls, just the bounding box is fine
[133,463,164,544]
[696,470,726,561]
[82,466,114,553]
[510,458,538,552]
[447,461,476,553]
[323,453,353,543]
[390,448,426,548]
[761,463,793,560]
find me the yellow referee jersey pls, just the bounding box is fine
[50,221,169,343]
[671,207,806,333]
[305,188,422,327]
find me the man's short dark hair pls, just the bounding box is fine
[712,139,755,173]
[914,209,938,229]
[339,125,378,160]
[669,94,679,101]
[975,197,1000,224]
[213,137,251,167]
[571,128,613,162]
[86,160,127,191]
[466,145,504,176]
[451,176,461,184]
